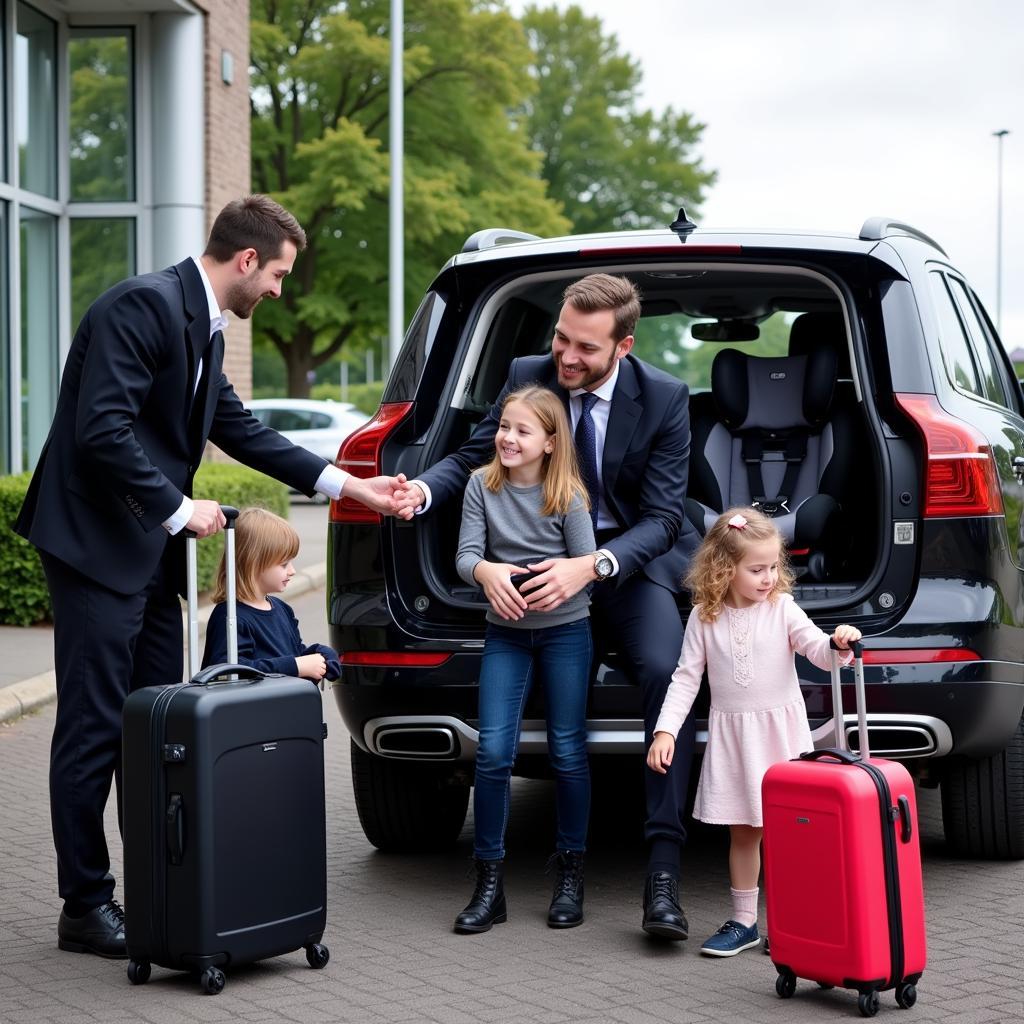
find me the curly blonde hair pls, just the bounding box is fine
[685,506,794,622]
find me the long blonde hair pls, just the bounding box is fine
[480,386,589,517]
[685,506,794,622]
[212,507,300,604]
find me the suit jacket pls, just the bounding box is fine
[16,259,327,595]
[419,353,699,591]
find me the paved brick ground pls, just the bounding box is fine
[2,581,1023,1022]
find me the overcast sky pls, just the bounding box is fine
[518,0,1022,349]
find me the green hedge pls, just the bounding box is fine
[0,474,52,627]
[0,464,289,626]
[192,463,289,593]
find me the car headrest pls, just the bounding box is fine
[711,347,838,431]
[788,312,851,379]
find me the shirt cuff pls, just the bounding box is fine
[314,464,350,501]
[163,496,193,535]
[409,479,432,514]
[597,547,620,577]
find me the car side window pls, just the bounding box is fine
[269,410,313,431]
[947,277,1016,412]
[308,412,332,429]
[928,270,983,398]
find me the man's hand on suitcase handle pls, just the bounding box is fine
[185,500,227,538]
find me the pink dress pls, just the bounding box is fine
[654,593,851,827]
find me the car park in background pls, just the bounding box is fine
[247,398,368,462]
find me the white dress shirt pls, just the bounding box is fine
[162,257,350,534]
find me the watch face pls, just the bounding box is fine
[595,555,613,578]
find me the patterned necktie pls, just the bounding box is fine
[575,392,601,528]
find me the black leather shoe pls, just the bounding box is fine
[454,859,507,933]
[642,872,689,940]
[58,900,127,958]
[547,850,585,928]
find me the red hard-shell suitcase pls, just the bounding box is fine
[121,507,330,995]
[762,640,926,1017]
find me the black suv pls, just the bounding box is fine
[327,215,1024,860]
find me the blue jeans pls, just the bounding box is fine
[473,618,592,861]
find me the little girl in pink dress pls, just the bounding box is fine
[648,506,861,958]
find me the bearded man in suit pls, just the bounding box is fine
[17,194,399,958]
[359,273,699,938]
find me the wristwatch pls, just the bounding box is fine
[593,551,614,581]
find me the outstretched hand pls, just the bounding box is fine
[391,482,426,520]
[344,474,416,519]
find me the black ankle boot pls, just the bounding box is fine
[547,850,585,928]
[453,859,507,933]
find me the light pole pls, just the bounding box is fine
[993,129,1009,335]
[388,0,404,375]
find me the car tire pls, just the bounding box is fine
[350,740,470,851]
[941,714,1024,859]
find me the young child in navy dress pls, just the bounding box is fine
[203,507,340,683]
[647,507,861,957]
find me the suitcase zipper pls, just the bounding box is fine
[148,684,180,965]
[854,761,905,990]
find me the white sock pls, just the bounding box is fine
[730,886,758,928]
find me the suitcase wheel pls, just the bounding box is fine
[305,943,330,970]
[858,991,880,1017]
[775,971,796,999]
[199,966,226,995]
[896,983,918,1009]
[126,959,150,986]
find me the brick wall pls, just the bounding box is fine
[194,0,253,401]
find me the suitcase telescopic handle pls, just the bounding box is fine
[184,505,241,679]
[828,637,868,758]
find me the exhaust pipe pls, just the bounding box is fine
[364,716,481,760]
[811,714,952,759]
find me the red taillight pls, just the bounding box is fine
[861,648,980,665]
[338,651,452,667]
[329,402,414,524]
[894,393,1003,517]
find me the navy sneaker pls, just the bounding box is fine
[699,919,761,957]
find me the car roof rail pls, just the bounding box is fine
[859,217,948,257]
[462,228,541,253]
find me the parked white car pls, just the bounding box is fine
[247,398,369,463]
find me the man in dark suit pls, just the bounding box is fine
[16,194,398,958]
[377,274,698,939]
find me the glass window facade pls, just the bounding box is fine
[69,31,135,202]
[2,10,141,472]
[70,218,135,328]
[16,3,57,199]
[0,203,7,475]
[19,206,57,468]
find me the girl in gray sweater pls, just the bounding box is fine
[452,385,595,935]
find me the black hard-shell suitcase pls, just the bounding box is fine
[121,506,329,994]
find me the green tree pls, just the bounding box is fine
[520,5,715,234]
[250,0,570,397]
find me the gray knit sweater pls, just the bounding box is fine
[456,472,596,629]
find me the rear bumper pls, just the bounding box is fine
[333,673,1024,765]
